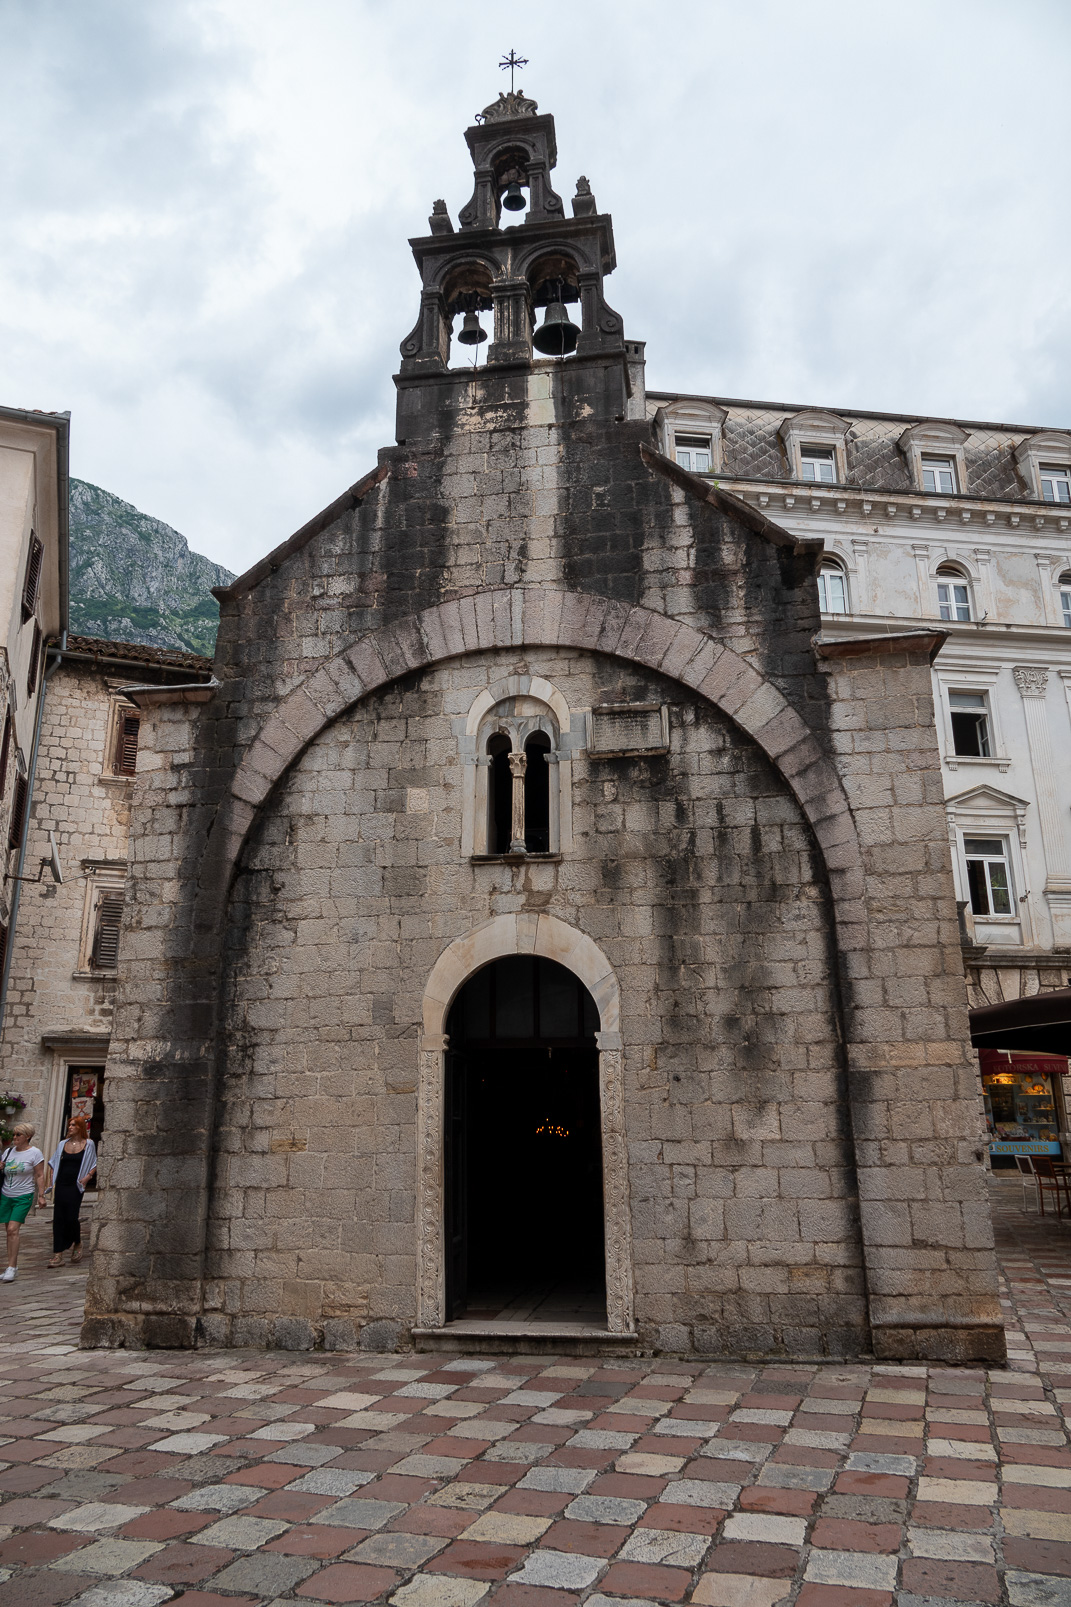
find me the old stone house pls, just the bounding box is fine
[84,94,1004,1363]
[0,637,212,1162]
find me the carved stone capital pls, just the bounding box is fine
[1013,666,1049,698]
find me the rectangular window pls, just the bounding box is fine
[801,446,835,483]
[20,534,43,620]
[0,920,7,981]
[0,713,10,800]
[26,622,42,698]
[818,567,847,613]
[922,454,958,494]
[964,836,1013,917]
[937,581,971,621]
[674,434,712,473]
[949,691,991,757]
[1040,464,1071,504]
[90,893,125,971]
[7,773,27,850]
[1062,588,1071,629]
[113,711,141,777]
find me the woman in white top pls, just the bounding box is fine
[0,1122,46,1282]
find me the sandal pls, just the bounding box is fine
[70,1246,82,1263]
[47,1255,64,1268]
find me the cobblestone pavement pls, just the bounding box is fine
[0,1181,1069,1606]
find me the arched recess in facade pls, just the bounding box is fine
[200,587,868,959]
[418,913,632,1335]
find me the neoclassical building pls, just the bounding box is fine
[84,94,1004,1363]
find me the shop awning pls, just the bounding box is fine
[969,986,1071,1056]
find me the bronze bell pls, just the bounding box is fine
[502,180,526,211]
[532,300,580,356]
[457,310,487,345]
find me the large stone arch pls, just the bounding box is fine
[416,913,632,1335]
[201,587,866,955]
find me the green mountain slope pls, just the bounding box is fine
[68,479,235,658]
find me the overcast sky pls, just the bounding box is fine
[2,0,1069,576]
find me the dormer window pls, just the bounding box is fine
[936,564,972,622]
[674,434,712,473]
[818,561,848,614]
[1059,571,1071,629]
[1040,465,1071,504]
[801,446,835,484]
[922,455,958,494]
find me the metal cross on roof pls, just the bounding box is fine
[499,50,528,92]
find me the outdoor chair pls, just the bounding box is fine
[1015,1155,1040,1211]
[1031,1157,1071,1218]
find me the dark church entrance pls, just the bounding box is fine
[444,956,606,1327]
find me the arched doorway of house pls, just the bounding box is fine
[444,955,606,1326]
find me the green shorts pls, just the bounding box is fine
[0,1193,34,1225]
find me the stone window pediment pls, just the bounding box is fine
[658,400,727,474]
[1014,431,1071,503]
[779,410,850,484]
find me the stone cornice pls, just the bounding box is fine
[720,476,1071,534]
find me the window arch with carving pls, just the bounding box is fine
[459,676,577,861]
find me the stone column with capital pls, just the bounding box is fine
[1013,667,1071,904]
[508,751,527,853]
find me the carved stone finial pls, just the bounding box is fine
[479,89,539,123]
[572,175,597,217]
[1013,666,1049,697]
[428,198,453,236]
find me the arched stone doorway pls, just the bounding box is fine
[445,955,604,1324]
[418,913,634,1336]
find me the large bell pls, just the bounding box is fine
[532,300,580,356]
[456,310,487,346]
[502,180,526,212]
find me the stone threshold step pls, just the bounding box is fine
[412,1322,644,1356]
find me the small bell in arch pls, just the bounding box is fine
[533,293,580,356]
[502,179,526,212]
[457,310,487,345]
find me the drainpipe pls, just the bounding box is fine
[0,631,67,1031]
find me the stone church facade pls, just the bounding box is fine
[84,95,1004,1363]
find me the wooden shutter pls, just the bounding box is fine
[7,774,27,850]
[21,535,43,620]
[26,622,42,698]
[91,894,125,970]
[0,715,10,800]
[114,712,141,776]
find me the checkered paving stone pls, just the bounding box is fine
[1,1179,1071,1605]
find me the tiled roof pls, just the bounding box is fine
[64,635,213,673]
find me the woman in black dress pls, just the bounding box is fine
[46,1117,97,1266]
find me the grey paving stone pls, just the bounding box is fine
[758,1463,834,1490]
[845,1450,917,1475]
[171,1481,262,1513]
[50,1539,164,1575]
[191,1513,290,1549]
[309,1496,406,1528]
[487,1440,555,1464]
[662,1478,740,1507]
[50,1502,150,1532]
[71,1586,174,1607]
[285,1467,378,1495]
[1007,1574,1071,1607]
[565,1494,648,1526]
[700,1437,772,1462]
[518,1466,597,1494]
[508,1549,604,1590]
[392,1454,469,1478]
[346,1531,448,1567]
[206,1553,320,1596]
[265,1442,343,1466]
[618,1526,710,1567]
[389,1577,491,1607]
[568,1429,637,1450]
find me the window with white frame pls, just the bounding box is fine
[936,565,972,621]
[674,434,712,473]
[817,561,848,614]
[1040,464,1071,504]
[1060,570,1071,629]
[948,691,991,757]
[801,446,835,483]
[922,454,958,494]
[963,836,1014,917]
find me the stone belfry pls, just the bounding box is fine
[82,88,1003,1365]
